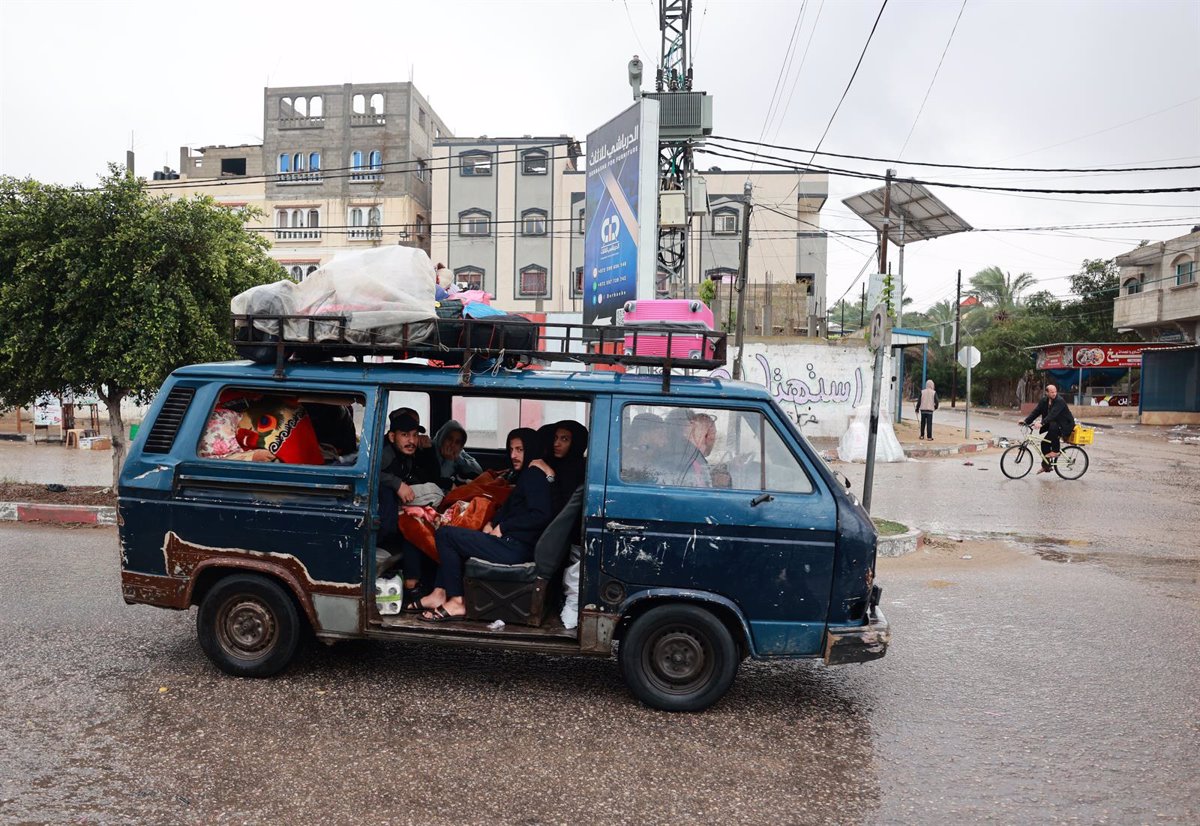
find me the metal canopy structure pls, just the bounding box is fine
[842,181,972,245]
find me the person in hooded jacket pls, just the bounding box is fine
[420,428,556,621]
[431,419,482,486]
[529,420,589,515]
[916,380,939,441]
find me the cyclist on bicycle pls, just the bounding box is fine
[1019,384,1076,473]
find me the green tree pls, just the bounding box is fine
[968,266,1038,323]
[1066,258,1136,341]
[0,168,282,486]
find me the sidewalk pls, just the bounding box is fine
[0,440,115,525]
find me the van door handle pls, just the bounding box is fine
[606,521,644,533]
[750,493,775,507]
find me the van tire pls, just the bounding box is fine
[618,604,737,712]
[197,573,301,678]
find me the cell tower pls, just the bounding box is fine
[645,0,712,297]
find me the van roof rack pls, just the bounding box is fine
[231,313,728,391]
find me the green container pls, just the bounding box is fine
[129,423,140,440]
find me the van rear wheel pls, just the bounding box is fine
[197,573,301,678]
[619,604,737,712]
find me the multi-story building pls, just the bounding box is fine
[157,82,451,280]
[432,139,828,325]
[1113,227,1200,342]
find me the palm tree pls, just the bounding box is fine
[969,267,1038,323]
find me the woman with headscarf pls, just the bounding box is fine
[419,427,555,621]
[431,419,482,486]
[916,380,939,441]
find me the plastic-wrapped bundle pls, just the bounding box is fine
[837,404,907,463]
[232,246,439,347]
[375,576,404,615]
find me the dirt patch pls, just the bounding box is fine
[878,535,1032,573]
[0,482,115,507]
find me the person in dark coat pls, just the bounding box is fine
[419,429,556,621]
[377,409,444,595]
[1020,384,1076,473]
[529,420,589,515]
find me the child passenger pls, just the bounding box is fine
[419,428,555,621]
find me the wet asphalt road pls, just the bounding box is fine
[2,520,1198,824]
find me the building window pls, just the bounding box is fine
[349,208,363,227]
[1124,275,1144,295]
[306,264,319,277]
[1175,258,1196,286]
[713,208,738,234]
[368,206,381,226]
[454,266,485,291]
[416,215,426,237]
[353,94,366,114]
[290,265,304,281]
[351,150,363,170]
[458,209,491,236]
[273,209,321,240]
[309,97,323,117]
[309,152,321,171]
[349,206,382,240]
[308,209,319,228]
[521,208,548,236]
[521,149,548,175]
[518,265,549,299]
[370,93,384,115]
[418,108,427,129]
[369,150,382,170]
[351,150,382,182]
[572,266,584,298]
[415,159,429,183]
[278,154,291,173]
[578,207,585,235]
[460,151,492,176]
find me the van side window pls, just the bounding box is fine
[620,404,813,493]
[197,388,364,465]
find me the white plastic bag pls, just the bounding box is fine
[560,559,581,630]
[838,404,906,462]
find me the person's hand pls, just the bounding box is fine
[398,482,415,504]
[490,523,503,538]
[528,458,552,476]
[417,435,432,450]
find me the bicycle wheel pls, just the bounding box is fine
[1001,444,1034,479]
[1054,445,1089,480]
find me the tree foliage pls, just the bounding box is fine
[0,167,282,484]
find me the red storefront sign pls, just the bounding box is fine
[1035,343,1167,369]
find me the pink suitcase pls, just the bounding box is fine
[622,299,716,360]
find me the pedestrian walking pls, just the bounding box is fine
[916,379,939,441]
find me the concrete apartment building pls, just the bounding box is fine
[156,82,450,280]
[432,138,828,324]
[1113,227,1200,342]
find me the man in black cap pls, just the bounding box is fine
[380,408,441,505]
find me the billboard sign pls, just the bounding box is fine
[583,100,660,324]
[1035,343,1171,369]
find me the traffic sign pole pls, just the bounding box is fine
[862,304,890,513]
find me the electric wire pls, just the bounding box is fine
[897,0,967,160]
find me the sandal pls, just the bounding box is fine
[420,605,467,623]
[401,597,427,613]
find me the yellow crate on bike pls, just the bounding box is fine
[1066,425,1094,445]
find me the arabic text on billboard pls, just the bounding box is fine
[584,106,643,324]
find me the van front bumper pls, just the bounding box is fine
[822,607,890,665]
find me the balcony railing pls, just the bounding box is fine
[350,170,384,183]
[348,227,383,241]
[1113,291,1163,328]
[278,116,326,129]
[350,113,387,127]
[276,172,323,185]
[274,229,322,241]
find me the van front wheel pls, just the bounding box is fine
[619,604,738,712]
[197,573,301,678]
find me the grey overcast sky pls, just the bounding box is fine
[2,0,1198,314]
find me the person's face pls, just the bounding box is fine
[691,418,717,456]
[440,430,465,460]
[393,429,419,455]
[508,438,525,471]
[553,428,572,459]
[1047,385,1058,400]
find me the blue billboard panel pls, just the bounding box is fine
[583,101,659,324]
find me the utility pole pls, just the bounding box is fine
[877,169,895,285]
[952,268,962,408]
[733,180,751,379]
[860,283,866,328]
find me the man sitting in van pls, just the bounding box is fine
[378,410,444,590]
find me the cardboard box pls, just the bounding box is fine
[79,436,112,450]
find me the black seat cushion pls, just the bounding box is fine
[534,484,583,579]
[464,558,537,583]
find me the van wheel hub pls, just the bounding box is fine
[219,598,277,656]
[649,630,709,685]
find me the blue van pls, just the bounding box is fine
[119,327,888,712]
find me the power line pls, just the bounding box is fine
[698,143,1200,195]
[767,0,825,146]
[710,134,1200,174]
[897,0,967,160]
[754,0,808,158]
[808,0,890,161]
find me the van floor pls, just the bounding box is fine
[377,612,579,642]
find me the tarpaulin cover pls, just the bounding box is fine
[231,246,439,345]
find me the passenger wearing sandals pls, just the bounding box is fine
[377,409,444,594]
[419,428,556,621]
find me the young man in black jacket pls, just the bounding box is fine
[1020,384,1076,473]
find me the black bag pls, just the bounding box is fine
[435,299,464,319]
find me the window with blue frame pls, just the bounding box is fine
[351,150,363,170]
[369,150,382,169]
[278,154,291,173]
[309,152,321,171]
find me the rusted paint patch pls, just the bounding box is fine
[160,531,359,595]
[579,609,615,654]
[121,572,189,608]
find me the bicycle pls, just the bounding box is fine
[1000,424,1089,480]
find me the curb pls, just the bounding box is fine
[903,436,1003,459]
[0,501,116,526]
[878,528,924,558]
